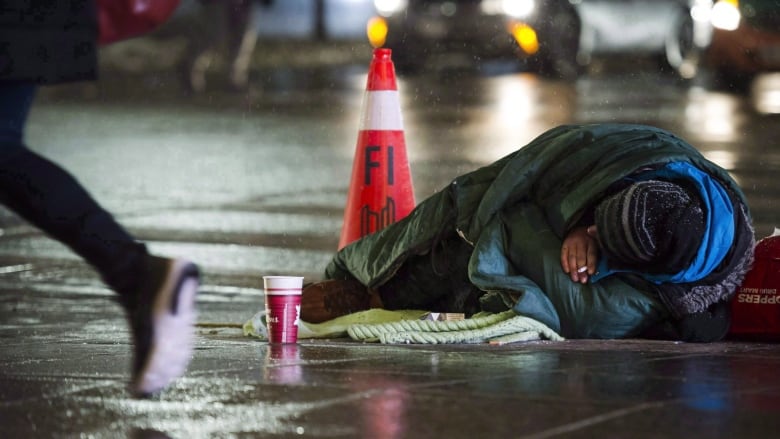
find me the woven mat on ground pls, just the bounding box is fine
[243,309,563,345]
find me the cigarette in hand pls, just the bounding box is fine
[577,266,588,273]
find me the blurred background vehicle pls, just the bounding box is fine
[366,0,582,78]
[144,0,778,98]
[704,0,780,89]
[573,0,714,79]
[365,0,715,80]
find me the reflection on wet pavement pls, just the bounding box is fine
[4,305,780,438]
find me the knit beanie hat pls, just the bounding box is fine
[594,180,706,274]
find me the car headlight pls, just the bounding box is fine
[690,0,714,24]
[711,0,741,31]
[503,0,536,19]
[481,0,536,19]
[374,0,408,17]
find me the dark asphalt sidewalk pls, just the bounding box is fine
[2,255,780,438]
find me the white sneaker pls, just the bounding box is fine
[124,256,200,397]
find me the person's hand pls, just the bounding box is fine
[561,225,599,284]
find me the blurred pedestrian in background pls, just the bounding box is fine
[181,0,274,92]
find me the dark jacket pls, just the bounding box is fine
[325,124,755,342]
[0,0,98,84]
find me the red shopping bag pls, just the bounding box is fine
[97,0,181,45]
[729,231,780,340]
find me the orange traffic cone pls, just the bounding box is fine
[338,48,415,249]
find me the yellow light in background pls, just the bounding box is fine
[509,22,539,55]
[367,16,388,48]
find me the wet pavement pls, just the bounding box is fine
[2,37,780,438]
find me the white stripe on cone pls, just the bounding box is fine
[359,90,403,131]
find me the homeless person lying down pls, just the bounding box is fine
[301,123,755,342]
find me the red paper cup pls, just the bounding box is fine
[263,276,304,343]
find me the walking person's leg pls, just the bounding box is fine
[0,83,200,397]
